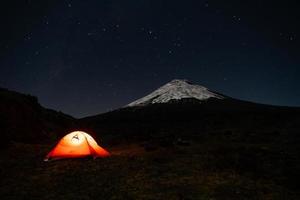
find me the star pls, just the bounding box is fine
[174,43,181,47]
[24,34,32,41]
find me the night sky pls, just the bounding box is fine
[0,0,299,118]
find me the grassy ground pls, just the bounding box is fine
[0,139,299,200]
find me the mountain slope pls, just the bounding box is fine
[81,80,300,143]
[127,79,224,107]
[0,88,75,146]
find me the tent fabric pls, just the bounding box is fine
[44,131,110,161]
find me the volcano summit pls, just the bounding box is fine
[127,79,224,107]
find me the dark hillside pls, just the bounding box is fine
[0,88,75,146]
[80,98,300,143]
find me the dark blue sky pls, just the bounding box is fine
[0,0,299,117]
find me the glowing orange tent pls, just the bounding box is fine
[44,131,110,161]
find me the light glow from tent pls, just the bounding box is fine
[44,131,110,161]
[71,134,81,144]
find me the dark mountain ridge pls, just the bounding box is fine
[80,97,300,139]
[0,87,74,146]
[79,80,300,145]
[1,79,300,146]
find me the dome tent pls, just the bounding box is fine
[44,131,110,161]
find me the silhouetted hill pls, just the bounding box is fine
[80,80,300,142]
[80,98,300,142]
[0,88,75,146]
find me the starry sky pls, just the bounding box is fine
[0,0,299,118]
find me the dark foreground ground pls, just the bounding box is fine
[1,133,299,200]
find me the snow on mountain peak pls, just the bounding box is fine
[126,79,224,107]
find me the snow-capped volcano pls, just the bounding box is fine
[127,79,225,107]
